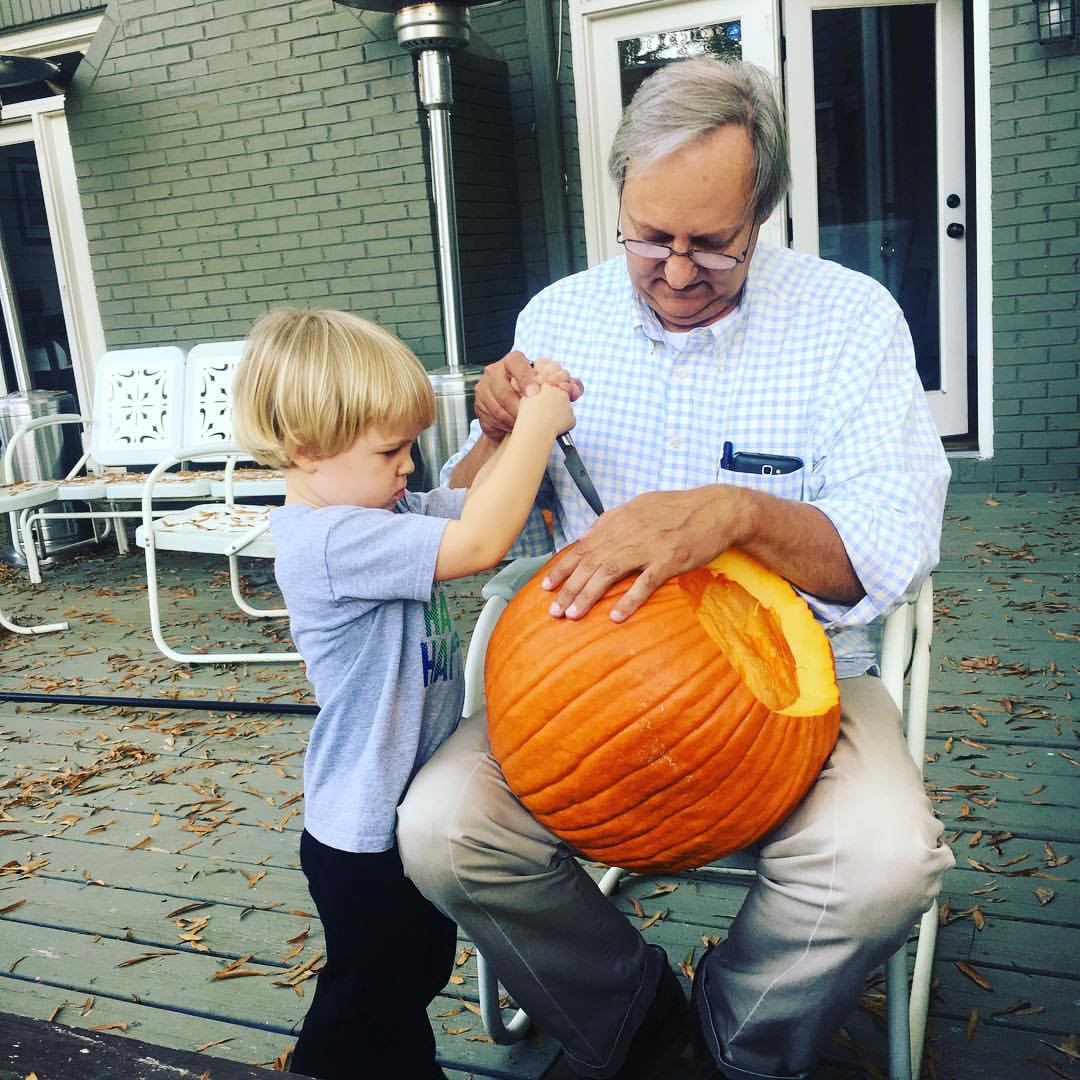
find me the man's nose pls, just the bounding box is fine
[663,252,700,289]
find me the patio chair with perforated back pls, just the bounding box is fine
[467,558,939,1080]
[134,342,295,664]
[9,346,205,582]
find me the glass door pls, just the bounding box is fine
[785,0,968,436]
[570,0,782,265]
[0,139,76,398]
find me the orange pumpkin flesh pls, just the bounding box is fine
[485,548,840,872]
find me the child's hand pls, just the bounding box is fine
[531,359,576,393]
[518,382,576,437]
[510,358,581,400]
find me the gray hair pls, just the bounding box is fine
[608,57,791,223]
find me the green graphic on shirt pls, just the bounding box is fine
[420,588,461,686]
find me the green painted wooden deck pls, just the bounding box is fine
[0,488,1075,1080]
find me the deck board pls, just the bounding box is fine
[0,488,1077,1079]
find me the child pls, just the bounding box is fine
[232,308,575,1080]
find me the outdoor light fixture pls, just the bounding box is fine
[0,54,61,88]
[333,0,503,485]
[1032,0,1075,43]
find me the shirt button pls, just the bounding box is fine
[674,366,690,379]
[667,437,682,450]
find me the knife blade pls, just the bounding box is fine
[556,432,605,516]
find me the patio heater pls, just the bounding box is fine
[335,0,500,487]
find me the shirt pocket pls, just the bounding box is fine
[714,465,806,502]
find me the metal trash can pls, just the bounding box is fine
[0,389,89,564]
[415,365,485,490]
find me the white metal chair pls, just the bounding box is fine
[468,559,939,1080]
[134,342,295,665]
[0,481,69,635]
[10,346,206,580]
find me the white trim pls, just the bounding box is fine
[972,0,994,459]
[0,15,107,410]
[0,14,102,58]
[0,94,66,123]
[30,105,105,410]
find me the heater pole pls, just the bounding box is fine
[417,48,465,371]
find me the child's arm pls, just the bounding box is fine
[435,382,574,580]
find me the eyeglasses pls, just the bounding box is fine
[616,230,751,271]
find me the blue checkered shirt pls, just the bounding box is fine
[443,243,950,677]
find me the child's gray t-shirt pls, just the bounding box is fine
[270,487,468,853]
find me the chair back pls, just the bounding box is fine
[89,347,187,467]
[879,576,935,774]
[183,341,248,456]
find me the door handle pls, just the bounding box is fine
[946,222,965,239]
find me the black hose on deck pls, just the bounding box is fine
[0,690,317,715]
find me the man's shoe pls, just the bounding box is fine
[542,946,690,1079]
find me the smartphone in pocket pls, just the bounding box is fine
[720,441,803,477]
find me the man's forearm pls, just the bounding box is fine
[447,434,502,488]
[731,488,864,604]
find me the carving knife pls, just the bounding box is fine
[556,433,605,516]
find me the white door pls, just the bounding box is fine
[570,0,783,266]
[0,105,103,411]
[784,0,968,436]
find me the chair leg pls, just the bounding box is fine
[114,513,129,554]
[227,555,288,618]
[19,508,44,585]
[908,904,939,1075]
[0,605,67,635]
[143,540,297,664]
[478,956,533,1045]
[885,946,912,1080]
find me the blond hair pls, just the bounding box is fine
[233,309,435,469]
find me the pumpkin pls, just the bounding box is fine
[485,548,840,873]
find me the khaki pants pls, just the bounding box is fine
[398,675,954,1079]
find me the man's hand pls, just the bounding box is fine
[542,489,746,622]
[541,486,864,622]
[475,351,582,443]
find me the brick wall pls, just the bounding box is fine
[471,0,587,300]
[65,0,452,367]
[950,0,1078,489]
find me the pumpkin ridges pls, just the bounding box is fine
[499,620,738,804]
[487,581,691,762]
[545,690,783,854]
[584,705,833,870]
[532,675,763,832]
[741,702,839,843]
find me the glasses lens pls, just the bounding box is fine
[691,251,739,271]
[623,239,672,260]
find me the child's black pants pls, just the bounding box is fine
[289,830,457,1079]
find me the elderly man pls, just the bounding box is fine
[398,57,954,1080]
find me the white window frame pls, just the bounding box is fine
[0,15,106,411]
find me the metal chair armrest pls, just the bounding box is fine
[480,554,550,602]
[2,413,87,483]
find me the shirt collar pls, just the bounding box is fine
[626,257,756,345]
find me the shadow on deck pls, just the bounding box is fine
[0,487,1075,1080]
